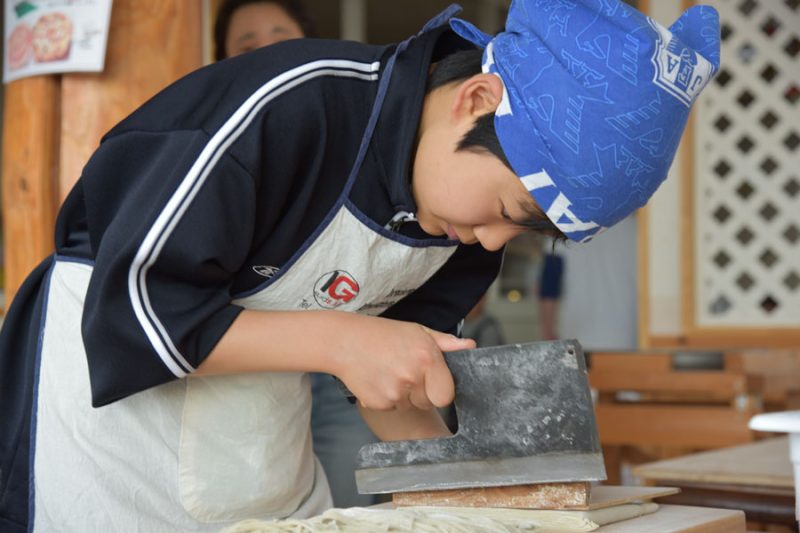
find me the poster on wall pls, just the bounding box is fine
[4,0,113,83]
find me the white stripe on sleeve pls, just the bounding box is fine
[128,59,381,377]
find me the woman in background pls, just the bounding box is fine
[214,0,315,60]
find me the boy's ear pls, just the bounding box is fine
[451,73,504,121]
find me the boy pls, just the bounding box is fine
[0,1,719,530]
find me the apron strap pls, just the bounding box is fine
[342,36,413,193]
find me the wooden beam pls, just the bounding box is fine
[637,0,652,353]
[648,335,689,348]
[683,328,800,348]
[637,206,650,350]
[596,404,756,448]
[2,76,60,307]
[590,371,759,396]
[591,352,673,373]
[680,89,697,344]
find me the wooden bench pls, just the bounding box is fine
[726,349,800,411]
[588,350,765,484]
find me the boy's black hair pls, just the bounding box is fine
[214,0,316,61]
[428,48,567,241]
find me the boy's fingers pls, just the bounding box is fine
[424,357,455,408]
[417,326,469,407]
[408,382,435,411]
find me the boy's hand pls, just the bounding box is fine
[329,315,475,411]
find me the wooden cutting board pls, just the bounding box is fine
[393,484,679,510]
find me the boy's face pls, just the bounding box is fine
[411,74,541,252]
[412,143,535,251]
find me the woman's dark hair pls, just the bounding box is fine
[214,0,316,61]
[428,48,567,241]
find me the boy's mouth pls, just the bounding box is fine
[446,224,459,241]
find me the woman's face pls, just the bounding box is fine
[225,2,305,58]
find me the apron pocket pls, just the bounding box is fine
[178,372,314,522]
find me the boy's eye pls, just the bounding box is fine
[501,209,517,224]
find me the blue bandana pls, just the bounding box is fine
[450,1,720,242]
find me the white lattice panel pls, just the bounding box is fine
[695,0,800,326]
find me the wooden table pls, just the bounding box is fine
[595,504,745,532]
[633,437,796,530]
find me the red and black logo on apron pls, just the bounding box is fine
[313,270,360,309]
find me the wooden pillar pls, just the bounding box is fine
[59,0,204,200]
[1,77,60,305]
[2,0,203,309]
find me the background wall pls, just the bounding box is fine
[7,0,795,350]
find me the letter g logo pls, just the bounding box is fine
[313,270,360,309]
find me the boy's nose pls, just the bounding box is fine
[473,225,522,251]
